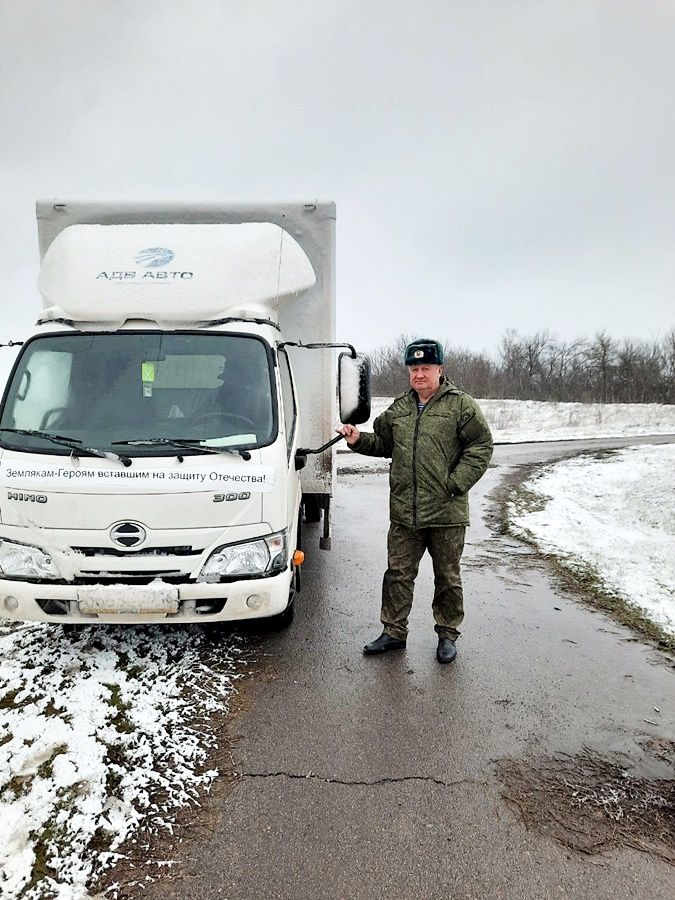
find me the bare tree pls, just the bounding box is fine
[367,326,675,404]
[662,329,675,403]
[587,331,617,403]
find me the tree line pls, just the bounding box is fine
[368,329,675,404]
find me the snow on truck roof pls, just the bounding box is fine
[37,222,317,326]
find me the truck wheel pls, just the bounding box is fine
[303,495,322,523]
[265,597,295,631]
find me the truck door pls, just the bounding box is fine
[277,348,301,547]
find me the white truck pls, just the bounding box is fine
[0,201,370,627]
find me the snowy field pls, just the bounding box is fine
[0,625,244,898]
[508,444,675,637]
[337,396,675,472]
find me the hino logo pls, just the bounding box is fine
[110,521,147,549]
[7,492,47,503]
[135,247,175,268]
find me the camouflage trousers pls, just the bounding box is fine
[381,522,466,641]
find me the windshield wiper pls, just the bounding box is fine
[0,428,132,467]
[112,437,252,461]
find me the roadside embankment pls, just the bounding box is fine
[506,444,675,649]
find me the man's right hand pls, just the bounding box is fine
[337,424,360,445]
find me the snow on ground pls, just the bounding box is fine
[0,623,244,898]
[476,398,675,443]
[337,397,675,472]
[508,444,675,636]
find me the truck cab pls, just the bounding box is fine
[0,202,369,626]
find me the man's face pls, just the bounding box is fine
[408,364,443,394]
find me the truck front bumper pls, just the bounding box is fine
[0,569,294,625]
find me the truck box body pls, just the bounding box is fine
[0,201,341,625]
[36,201,337,496]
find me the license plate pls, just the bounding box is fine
[77,584,179,616]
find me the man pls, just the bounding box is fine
[338,338,493,664]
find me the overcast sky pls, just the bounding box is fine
[1,0,673,355]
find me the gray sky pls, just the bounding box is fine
[1,0,674,355]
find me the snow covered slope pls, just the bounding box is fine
[508,444,675,636]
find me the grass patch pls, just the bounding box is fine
[115,651,144,678]
[36,744,69,780]
[43,699,65,718]
[103,740,128,797]
[102,682,135,734]
[508,481,550,518]
[0,688,33,710]
[23,822,67,898]
[88,824,113,853]
[6,773,35,797]
[105,768,123,796]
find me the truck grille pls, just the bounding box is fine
[36,598,228,616]
[73,546,199,558]
[73,573,191,585]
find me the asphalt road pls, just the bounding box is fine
[142,437,675,900]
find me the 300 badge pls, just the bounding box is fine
[213,492,251,502]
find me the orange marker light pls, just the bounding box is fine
[293,550,305,566]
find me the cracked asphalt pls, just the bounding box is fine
[141,438,675,900]
[237,772,477,789]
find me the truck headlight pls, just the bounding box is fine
[199,531,287,580]
[0,540,61,579]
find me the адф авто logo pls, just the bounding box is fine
[135,247,175,268]
[96,247,191,281]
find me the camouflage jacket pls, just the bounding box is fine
[351,381,493,528]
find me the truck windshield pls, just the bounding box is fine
[0,332,276,456]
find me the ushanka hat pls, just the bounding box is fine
[404,338,444,366]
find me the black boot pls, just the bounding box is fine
[363,632,406,655]
[436,637,457,664]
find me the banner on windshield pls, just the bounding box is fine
[0,459,276,494]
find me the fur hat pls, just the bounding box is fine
[404,338,444,366]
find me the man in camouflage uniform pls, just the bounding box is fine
[339,338,493,663]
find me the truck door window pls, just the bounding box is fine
[7,350,73,431]
[277,349,297,458]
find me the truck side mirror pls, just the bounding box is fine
[338,352,371,425]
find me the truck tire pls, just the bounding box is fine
[265,597,295,630]
[303,495,322,523]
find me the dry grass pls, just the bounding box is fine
[497,747,675,864]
